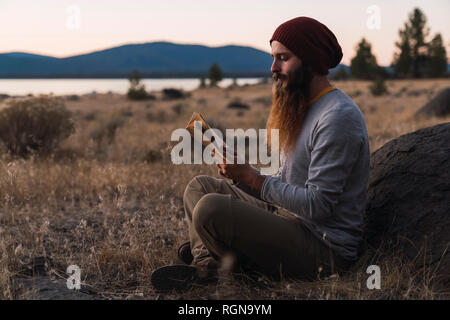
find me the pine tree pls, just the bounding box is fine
[350,38,380,80]
[199,77,206,88]
[427,33,448,77]
[128,70,142,89]
[208,63,223,87]
[392,8,430,78]
[127,70,153,100]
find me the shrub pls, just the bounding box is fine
[145,110,167,123]
[66,94,80,101]
[120,109,133,117]
[350,90,362,98]
[369,77,389,96]
[126,70,155,101]
[89,111,126,146]
[252,95,272,107]
[197,98,207,106]
[83,111,98,121]
[0,95,75,157]
[162,88,185,100]
[127,87,155,101]
[143,149,163,163]
[156,110,167,122]
[227,99,250,110]
[171,103,184,115]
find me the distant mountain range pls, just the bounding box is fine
[0,42,274,78]
[0,41,352,78]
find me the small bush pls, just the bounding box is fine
[252,95,272,107]
[369,77,388,96]
[127,87,156,101]
[197,98,207,106]
[0,95,75,157]
[145,112,154,122]
[83,111,98,121]
[156,110,167,122]
[145,110,167,123]
[120,109,133,117]
[227,99,250,110]
[162,88,185,100]
[350,90,362,98]
[143,149,163,163]
[89,112,126,146]
[171,103,184,115]
[66,95,80,101]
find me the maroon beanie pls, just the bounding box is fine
[270,17,342,75]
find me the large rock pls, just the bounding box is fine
[415,87,450,118]
[364,122,450,284]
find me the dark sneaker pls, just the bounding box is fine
[151,264,198,291]
[177,241,193,265]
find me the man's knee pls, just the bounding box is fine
[183,175,213,202]
[192,193,230,233]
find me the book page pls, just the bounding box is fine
[185,112,237,164]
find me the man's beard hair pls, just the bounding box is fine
[266,64,313,157]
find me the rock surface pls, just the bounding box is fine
[364,122,450,284]
[415,87,450,118]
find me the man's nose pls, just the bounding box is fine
[271,59,280,74]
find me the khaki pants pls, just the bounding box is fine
[183,175,352,280]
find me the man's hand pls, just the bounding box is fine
[211,149,266,192]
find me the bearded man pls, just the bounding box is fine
[151,17,370,291]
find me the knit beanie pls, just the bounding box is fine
[270,17,343,75]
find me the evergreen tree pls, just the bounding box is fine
[427,33,448,77]
[127,70,153,100]
[208,63,223,87]
[350,38,380,79]
[392,8,430,78]
[128,70,142,88]
[199,77,206,88]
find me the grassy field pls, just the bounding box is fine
[0,79,449,299]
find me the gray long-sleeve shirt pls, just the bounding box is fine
[261,88,370,261]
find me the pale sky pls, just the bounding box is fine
[0,0,448,66]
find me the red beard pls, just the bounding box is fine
[266,64,313,157]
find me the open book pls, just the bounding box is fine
[185,112,267,201]
[185,112,237,164]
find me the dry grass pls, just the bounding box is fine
[0,79,449,300]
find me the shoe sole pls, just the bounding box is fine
[151,264,197,291]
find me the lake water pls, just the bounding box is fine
[0,78,264,96]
